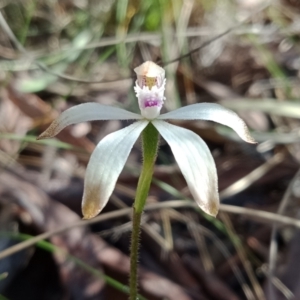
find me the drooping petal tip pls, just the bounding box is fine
[37,120,59,140]
[240,123,256,144]
[190,185,219,218]
[202,198,219,217]
[82,188,101,219]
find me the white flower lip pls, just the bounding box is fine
[134,79,166,120]
[38,61,255,219]
[133,61,166,120]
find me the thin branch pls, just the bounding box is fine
[1,200,300,261]
[220,153,284,199]
[267,169,300,300]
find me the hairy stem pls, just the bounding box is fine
[129,123,159,300]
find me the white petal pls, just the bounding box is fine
[37,102,142,139]
[158,103,255,143]
[82,120,148,219]
[152,120,219,217]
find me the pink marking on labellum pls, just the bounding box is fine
[144,98,160,108]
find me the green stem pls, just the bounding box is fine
[129,123,159,300]
[129,209,142,300]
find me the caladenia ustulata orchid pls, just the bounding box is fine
[38,61,255,219]
[38,61,255,299]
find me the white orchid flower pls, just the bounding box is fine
[38,61,255,219]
